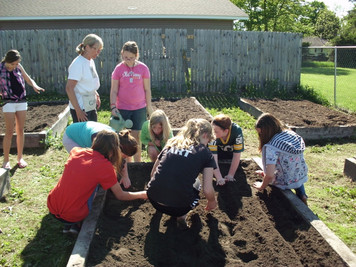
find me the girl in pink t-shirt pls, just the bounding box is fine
[110,41,153,162]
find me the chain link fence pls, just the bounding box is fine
[301,46,356,113]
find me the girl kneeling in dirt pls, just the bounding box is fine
[147,118,218,229]
[253,113,308,205]
[62,121,137,189]
[140,109,173,162]
[208,114,244,185]
[48,130,147,234]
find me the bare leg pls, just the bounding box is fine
[2,112,16,167]
[15,110,27,167]
[131,130,141,162]
[147,145,159,162]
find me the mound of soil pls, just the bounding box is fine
[86,161,345,266]
[243,98,356,127]
[151,98,213,128]
[2,98,353,134]
[0,98,211,134]
[0,102,68,132]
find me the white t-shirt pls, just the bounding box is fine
[68,55,100,110]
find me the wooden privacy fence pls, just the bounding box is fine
[0,28,302,95]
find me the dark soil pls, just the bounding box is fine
[243,98,356,127]
[2,98,354,133]
[0,98,212,133]
[86,160,346,267]
[0,102,68,132]
[151,97,213,128]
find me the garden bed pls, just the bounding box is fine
[152,97,213,133]
[0,101,69,149]
[238,98,356,141]
[83,160,348,267]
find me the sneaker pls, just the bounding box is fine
[69,223,81,235]
[62,224,71,234]
[301,195,308,206]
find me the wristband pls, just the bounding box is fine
[111,107,116,110]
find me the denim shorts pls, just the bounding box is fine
[119,107,147,131]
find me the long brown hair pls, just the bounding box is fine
[2,49,21,63]
[91,130,122,172]
[255,113,285,152]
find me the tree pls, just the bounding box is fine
[333,5,356,45]
[231,0,340,37]
[332,5,356,67]
[314,9,340,39]
[232,0,304,32]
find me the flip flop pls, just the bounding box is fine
[17,159,28,169]
[2,162,11,170]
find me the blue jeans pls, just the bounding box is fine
[294,184,307,200]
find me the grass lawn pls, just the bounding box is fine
[301,61,356,113]
[0,95,355,266]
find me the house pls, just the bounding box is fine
[0,0,248,33]
[302,36,332,61]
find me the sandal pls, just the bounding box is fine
[17,159,28,169]
[2,162,11,170]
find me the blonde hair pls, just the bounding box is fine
[91,130,122,173]
[166,118,213,150]
[76,34,103,55]
[149,109,172,145]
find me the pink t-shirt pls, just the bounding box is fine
[112,61,150,110]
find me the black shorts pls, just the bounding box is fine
[70,108,97,122]
[148,188,200,217]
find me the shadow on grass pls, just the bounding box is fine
[301,67,352,76]
[305,135,356,147]
[21,214,76,267]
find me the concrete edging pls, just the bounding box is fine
[344,157,356,181]
[0,168,10,198]
[252,157,356,267]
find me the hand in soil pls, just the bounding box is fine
[253,181,264,191]
[205,199,217,211]
[120,176,131,189]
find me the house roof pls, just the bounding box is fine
[0,0,248,21]
[302,36,331,46]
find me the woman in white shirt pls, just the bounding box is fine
[66,34,103,122]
